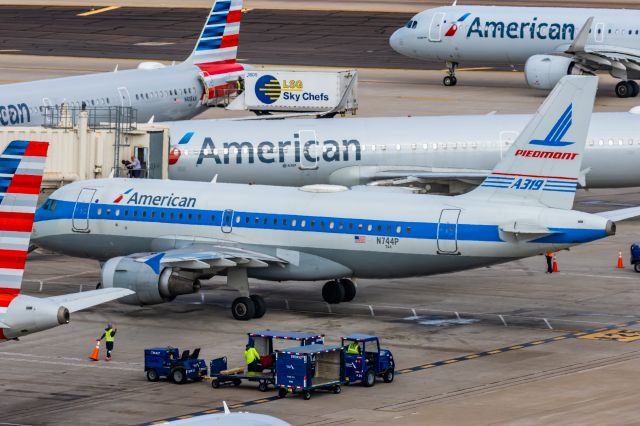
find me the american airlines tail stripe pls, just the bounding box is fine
[0,292,19,308]
[0,249,28,271]
[0,212,35,232]
[4,174,43,195]
[36,200,608,245]
[213,0,231,12]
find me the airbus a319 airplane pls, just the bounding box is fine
[166,110,640,193]
[0,140,132,341]
[0,0,245,126]
[390,5,640,98]
[32,76,640,321]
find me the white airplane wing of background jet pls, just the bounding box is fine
[594,206,640,222]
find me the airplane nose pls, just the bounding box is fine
[389,29,404,53]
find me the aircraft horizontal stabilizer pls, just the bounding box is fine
[594,206,640,222]
[45,288,134,313]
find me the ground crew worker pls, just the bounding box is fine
[244,343,262,372]
[98,323,117,361]
[545,251,554,273]
[346,341,360,355]
[235,77,244,94]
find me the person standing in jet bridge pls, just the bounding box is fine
[98,323,117,361]
[545,252,554,274]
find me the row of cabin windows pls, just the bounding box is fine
[94,207,412,235]
[446,23,639,38]
[135,87,196,101]
[34,98,112,114]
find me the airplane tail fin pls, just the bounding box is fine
[461,75,598,210]
[185,0,243,66]
[0,140,48,299]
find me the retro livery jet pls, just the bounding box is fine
[0,140,132,341]
[390,5,640,98]
[0,0,245,126]
[32,77,639,321]
[166,109,640,193]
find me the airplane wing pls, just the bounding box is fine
[593,206,640,222]
[45,288,135,313]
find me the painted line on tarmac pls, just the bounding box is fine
[141,319,640,425]
[77,6,121,16]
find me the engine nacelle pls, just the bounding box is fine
[2,295,69,340]
[101,257,200,306]
[524,55,583,90]
[137,61,166,70]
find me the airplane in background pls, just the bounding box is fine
[0,0,245,127]
[166,109,640,194]
[0,140,132,341]
[389,5,640,98]
[155,401,291,425]
[32,76,640,321]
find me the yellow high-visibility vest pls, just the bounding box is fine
[105,328,115,343]
[244,347,260,364]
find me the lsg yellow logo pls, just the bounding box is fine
[282,80,303,91]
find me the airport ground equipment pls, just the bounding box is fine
[276,344,345,400]
[630,244,640,272]
[341,334,394,386]
[209,331,324,391]
[144,347,207,384]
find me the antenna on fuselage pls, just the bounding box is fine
[452,0,458,5]
[114,64,118,72]
[212,174,218,183]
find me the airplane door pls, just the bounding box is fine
[595,23,605,43]
[428,12,446,42]
[221,209,234,233]
[118,87,132,107]
[299,129,319,170]
[72,188,96,232]
[437,209,460,254]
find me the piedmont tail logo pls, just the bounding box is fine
[445,12,471,37]
[529,104,574,147]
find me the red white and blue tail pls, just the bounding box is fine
[462,76,598,210]
[186,0,243,66]
[0,141,48,315]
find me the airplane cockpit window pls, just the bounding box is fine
[412,21,417,29]
[405,20,413,28]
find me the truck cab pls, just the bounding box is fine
[341,334,394,387]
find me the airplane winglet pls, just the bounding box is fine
[567,17,594,54]
[223,401,230,415]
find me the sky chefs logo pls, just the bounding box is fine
[530,104,574,147]
[114,188,196,208]
[255,75,282,104]
[457,15,575,40]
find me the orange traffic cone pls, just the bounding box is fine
[617,251,625,269]
[89,340,100,361]
[552,255,559,273]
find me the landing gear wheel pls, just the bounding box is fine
[232,297,255,321]
[634,263,640,273]
[340,278,356,302]
[443,76,457,87]
[616,81,632,98]
[250,295,266,319]
[146,369,159,382]
[363,369,376,387]
[630,81,640,97]
[212,379,220,389]
[383,368,395,383]
[278,388,287,398]
[333,385,341,394]
[303,390,312,400]
[170,368,186,384]
[322,280,345,304]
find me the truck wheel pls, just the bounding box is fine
[278,388,287,398]
[634,264,640,273]
[303,390,312,400]
[171,368,186,385]
[146,369,159,382]
[212,379,220,389]
[251,295,267,319]
[333,385,341,394]
[258,381,268,392]
[340,278,356,302]
[232,297,255,321]
[364,369,376,387]
[383,369,395,383]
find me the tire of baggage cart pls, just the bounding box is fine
[171,368,186,385]
[146,369,159,382]
[383,368,394,383]
[211,379,220,389]
[303,390,312,400]
[233,379,241,387]
[333,385,341,394]
[258,381,268,392]
[278,388,287,398]
[363,369,376,387]
[635,264,640,273]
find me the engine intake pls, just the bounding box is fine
[525,55,585,90]
[101,257,201,305]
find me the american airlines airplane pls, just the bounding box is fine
[389,5,640,98]
[0,140,132,341]
[166,110,640,193]
[0,0,245,127]
[31,76,640,321]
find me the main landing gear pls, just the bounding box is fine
[322,278,356,304]
[227,268,266,321]
[615,80,639,98]
[443,61,458,87]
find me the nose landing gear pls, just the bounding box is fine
[443,61,458,87]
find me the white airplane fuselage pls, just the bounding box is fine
[166,112,640,189]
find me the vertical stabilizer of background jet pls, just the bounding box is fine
[461,75,598,209]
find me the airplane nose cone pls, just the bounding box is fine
[389,29,404,53]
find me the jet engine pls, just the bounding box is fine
[524,55,585,90]
[101,257,201,306]
[2,295,69,339]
